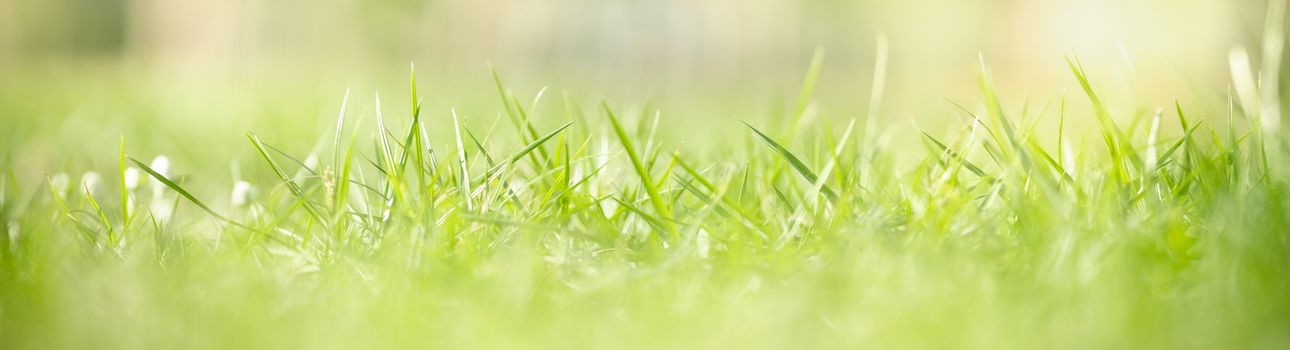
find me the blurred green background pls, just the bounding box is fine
[0,0,1280,183]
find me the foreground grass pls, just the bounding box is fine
[4,25,1290,350]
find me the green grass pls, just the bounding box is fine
[3,16,1290,350]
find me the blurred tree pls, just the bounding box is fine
[2,0,128,57]
[125,0,240,65]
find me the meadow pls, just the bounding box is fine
[2,1,1290,349]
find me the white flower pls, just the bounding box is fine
[149,155,171,177]
[149,155,170,196]
[231,181,254,207]
[149,156,172,222]
[123,167,141,190]
[49,172,70,197]
[80,171,101,194]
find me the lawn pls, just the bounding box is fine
[2,2,1289,349]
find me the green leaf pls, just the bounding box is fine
[604,102,676,240]
[743,121,838,201]
[129,157,250,230]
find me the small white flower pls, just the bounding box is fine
[80,171,101,194]
[49,172,70,197]
[231,181,254,207]
[123,167,141,190]
[149,155,171,197]
[150,155,171,177]
[147,156,173,222]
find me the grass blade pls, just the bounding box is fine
[129,157,249,230]
[743,121,838,200]
[604,102,675,240]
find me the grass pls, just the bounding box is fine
[2,14,1290,350]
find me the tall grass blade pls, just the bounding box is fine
[604,102,675,240]
[743,121,838,200]
[129,157,249,230]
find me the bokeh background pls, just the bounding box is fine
[0,0,1282,180]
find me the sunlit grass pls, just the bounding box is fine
[2,6,1289,349]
